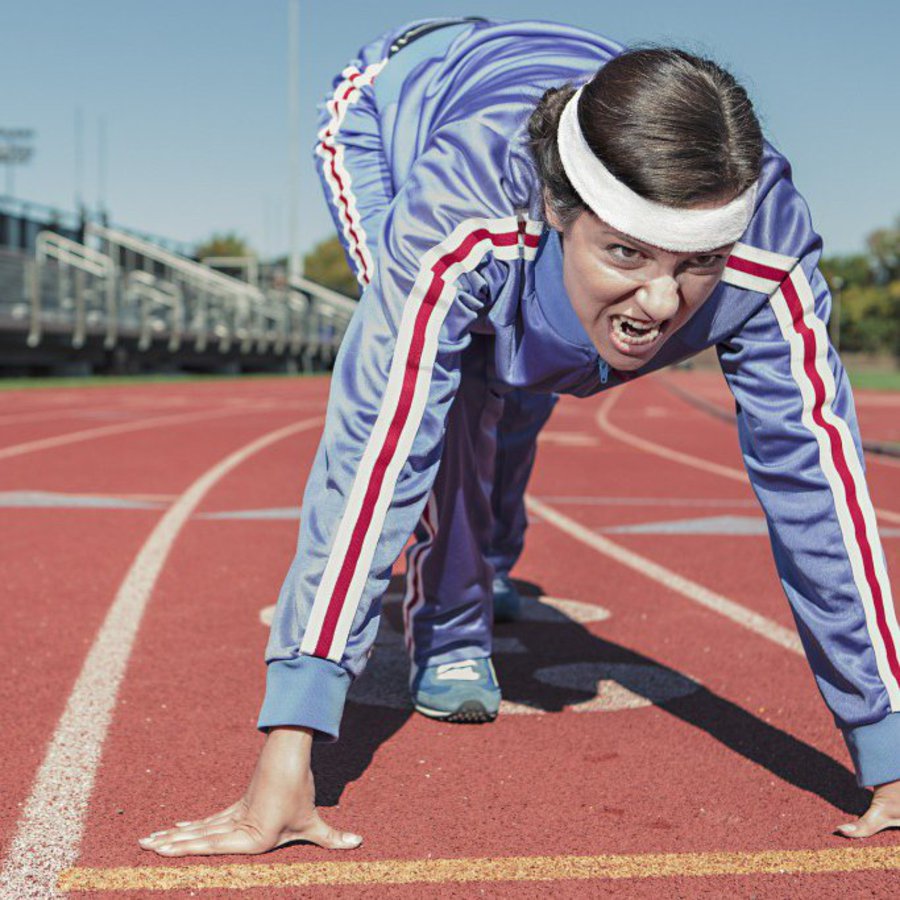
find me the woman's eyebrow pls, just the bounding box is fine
[596,226,734,257]
[598,229,654,251]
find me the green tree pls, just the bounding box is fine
[820,217,900,358]
[820,254,874,291]
[867,217,900,282]
[195,232,255,260]
[302,235,360,298]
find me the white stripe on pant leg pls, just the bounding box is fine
[301,216,523,662]
[328,232,488,654]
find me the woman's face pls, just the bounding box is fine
[548,205,734,371]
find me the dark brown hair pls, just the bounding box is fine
[527,47,764,229]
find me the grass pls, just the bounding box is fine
[846,369,900,392]
[3,366,899,393]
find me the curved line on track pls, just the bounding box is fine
[525,495,803,655]
[0,407,110,427]
[662,377,900,463]
[596,387,900,525]
[0,405,305,461]
[597,388,746,483]
[0,414,325,899]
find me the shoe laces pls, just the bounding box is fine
[435,659,481,681]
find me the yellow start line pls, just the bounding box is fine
[59,847,900,892]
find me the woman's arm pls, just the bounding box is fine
[258,135,526,740]
[717,199,900,833]
[138,112,531,855]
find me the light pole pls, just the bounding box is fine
[0,128,35,200]
[288,0,302,282]
[831,275,844,353]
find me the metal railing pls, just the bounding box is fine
[126,271,185,352]
[89,223,263,353]
[29,232,117,349]
[8,224,358,371]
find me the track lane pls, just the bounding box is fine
[0,378,331,894]
[4,374,900,898]
[0,411,326,899]
[70,381,892,897]
[596,377,900,526]
[657,370,900,462]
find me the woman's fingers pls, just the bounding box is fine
[138,800,247,848]
[181,799,247,828]
[139,822,233,850]
[837,806,900,838]
[139,814,362,856]
[287,811,363,851]
[836,787,900,838]
[152,827,263,857]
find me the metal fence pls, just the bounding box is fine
[0,223,357,374]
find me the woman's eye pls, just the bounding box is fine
[607,244,643,264]
[688,254,724,270]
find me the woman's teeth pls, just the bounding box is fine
[611,314,662,346]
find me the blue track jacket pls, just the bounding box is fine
[257,17,900,788]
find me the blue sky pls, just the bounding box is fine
[2,0,897,258]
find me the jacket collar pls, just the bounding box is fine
[533,227,595,349]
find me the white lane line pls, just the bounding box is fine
[596,388,746,483]
[870,454,900,470]
[855,394,900,407]
[0,407,109,427]
[3,491,179,503]
[537,431,599,447]
[0,405,292,461]
[0,400,328,432]
[524,494,803,655]
[534,495,759,509]
[0,415,325,900]
[595,388,900,525]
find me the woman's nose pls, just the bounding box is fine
[635,276,679,321]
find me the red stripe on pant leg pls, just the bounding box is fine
[312,270,445,657]
[781,276,900,686]
[312,227,517,658]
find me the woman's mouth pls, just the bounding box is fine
[608,313,666,355]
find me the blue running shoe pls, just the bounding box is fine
[410,658,501,723]
[492,574,522,623]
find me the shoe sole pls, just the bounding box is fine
[414,699,498,723]
[492,609,520,624]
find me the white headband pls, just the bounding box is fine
[556,86,758,252]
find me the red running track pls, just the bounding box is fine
[1,372,899,898]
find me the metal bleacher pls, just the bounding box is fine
[0,201,357,376]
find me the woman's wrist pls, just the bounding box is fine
[267,725,314,742]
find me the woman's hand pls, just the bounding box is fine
[137,726,362,856]
[837,779,900,838]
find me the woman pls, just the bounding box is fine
[139,16,900,855]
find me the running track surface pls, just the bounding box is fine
[1,371,899,898]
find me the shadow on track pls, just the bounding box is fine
[312,575,869,816]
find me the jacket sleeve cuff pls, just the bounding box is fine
[257,655,351,742]
[842,712,900,787]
